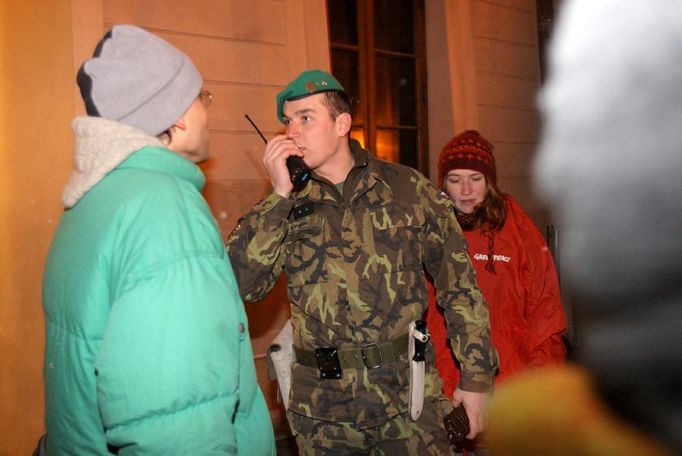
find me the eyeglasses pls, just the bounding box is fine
[198,89,212,107]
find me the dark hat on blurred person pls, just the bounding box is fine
[76,24,202,136]
[276,69,346,122]
[438,130,497,188]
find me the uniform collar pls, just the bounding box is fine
[297,139,390,204]
[347,139,391,201]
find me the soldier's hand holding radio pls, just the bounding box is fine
[452,388,490,439]
[262,134,306,197]
[245,114,311,198]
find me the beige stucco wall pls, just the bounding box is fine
[427,0,549,228]
[0,1,75,454]
[0,1,546,452]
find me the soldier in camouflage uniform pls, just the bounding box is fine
[227,69,498,454]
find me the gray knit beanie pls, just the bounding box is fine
[76,24,202,136]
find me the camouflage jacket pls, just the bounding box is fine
[227,141,498,427]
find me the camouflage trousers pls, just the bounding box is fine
[291,399,455,455]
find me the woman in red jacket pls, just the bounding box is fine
[427,130,567,405]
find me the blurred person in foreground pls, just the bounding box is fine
[40,25,274,455]
[485,1,682,454]
[426,129,568,453]
[227,69,498,454]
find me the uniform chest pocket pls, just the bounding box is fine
[285,215,328,286]
[369,204,425,272]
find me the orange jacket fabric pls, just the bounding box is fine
[426,195,567,397]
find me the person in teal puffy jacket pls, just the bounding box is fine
[40,25,275,455]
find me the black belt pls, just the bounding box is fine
[294,333,409,379]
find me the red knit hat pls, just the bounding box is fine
[438,130,497,188]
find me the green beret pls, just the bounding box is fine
[276,69,346,122]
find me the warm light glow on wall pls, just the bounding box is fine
[0,4,7,214]
[351,128,365,148]
[0,2,76,452]
[375,130,399,162]
[351,127,400,163]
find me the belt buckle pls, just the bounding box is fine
[314,347,343,379]
[361,343,384,369]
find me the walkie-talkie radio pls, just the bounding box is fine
[443,404,470,445]
[244,114,311,191]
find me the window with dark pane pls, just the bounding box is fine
[328,0,358,46]
[375,56,416,126]
[374,0,414,53]
[331,50,363,124]
[327,0,428,174]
